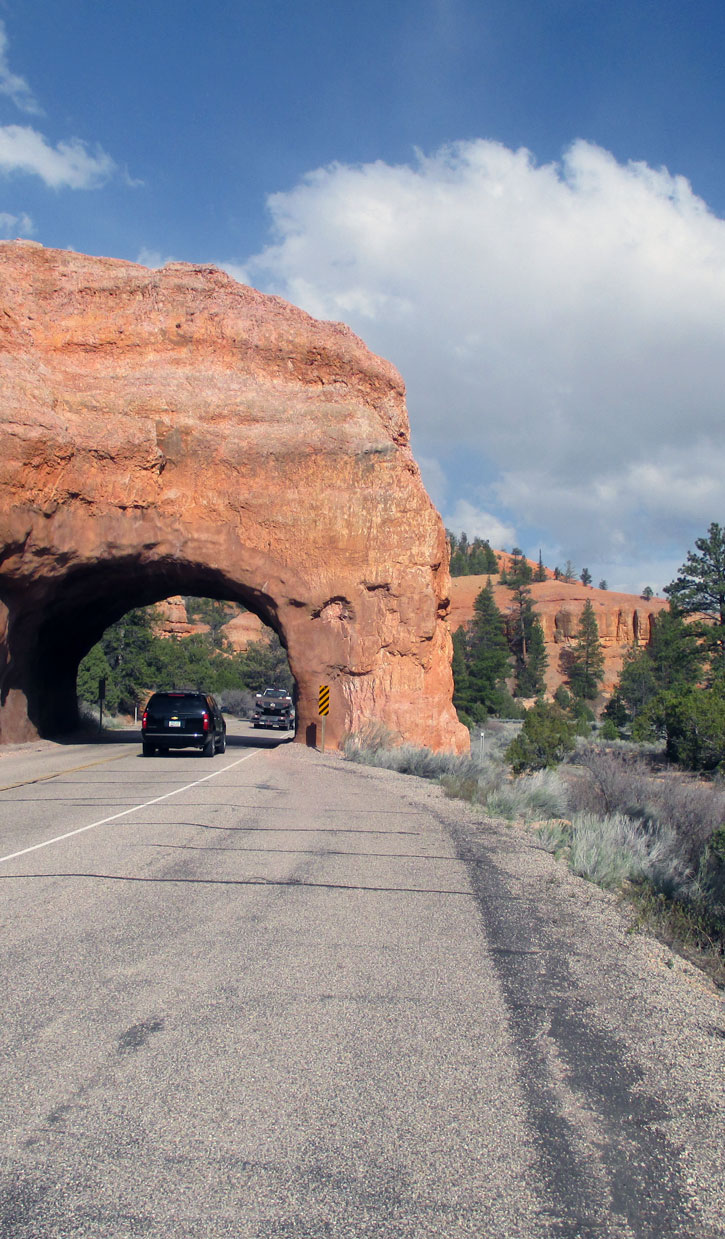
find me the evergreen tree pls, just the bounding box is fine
[468,538,499,574]
[238,634,294,693]
[564,600,604,700]
[508,547,533,585]
[617,645,658,720]
[451,626,471,717]
[648,608,705,692]
[535,551,547,582]
[506,701,576,773]
[563,560,576,584]
[76,644,120,713]
[580,567,592,587]
[520,615,548,697]
[664,522,725,673]
[466,580,512,717]
[507,584,547,696]
[602,692,628,731]
[598,580,608,591]
[101,607,158,713]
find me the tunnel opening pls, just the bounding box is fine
[75,596,294,732]
[10,557,298,740]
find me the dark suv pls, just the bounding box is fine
[141,691,226,757]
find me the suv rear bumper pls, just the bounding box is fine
[142,730,207,749]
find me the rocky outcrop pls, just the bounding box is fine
[153,597,267,650]
[153,597,209,640]
[0,241,467,752]
[220,611,267,651]
[449,576,668,696]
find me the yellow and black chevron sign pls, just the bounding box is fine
[318,685,330,716]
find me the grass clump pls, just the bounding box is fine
[342,722,481,783]
[486,769,569,822]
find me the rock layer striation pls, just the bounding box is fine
[0,242,467,751]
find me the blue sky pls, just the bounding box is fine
[2,0,725,592]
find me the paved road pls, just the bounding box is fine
[1,725,723,1238]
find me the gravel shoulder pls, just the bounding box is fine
[323,747,725,1238]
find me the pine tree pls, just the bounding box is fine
[520,615,548,696]
[451,626,471,715]
[580,567,592,587]
[664,522,725,673]
[466,580,512,716]
[535,551,547,583]
[564,600,604,700]
[508,547,533,585]
[506,584,548,696]
[617,645,658,719]
[648,608,705,692]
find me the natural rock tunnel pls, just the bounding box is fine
[0,242,467,752]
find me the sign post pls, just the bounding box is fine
[98,676,106,733]
[318,684,330,753]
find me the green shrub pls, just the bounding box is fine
[506,702,576,773]
[662,687,725,772]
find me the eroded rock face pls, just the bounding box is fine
[449,576,668,696]
[0,242,467,752]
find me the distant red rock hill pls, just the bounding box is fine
[449,572,667,697]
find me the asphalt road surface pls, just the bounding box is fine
[1,722,723,1238]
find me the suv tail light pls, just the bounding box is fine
[202,711,210,732]
[141,709,148,728]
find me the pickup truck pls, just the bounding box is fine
[252,687,295,731]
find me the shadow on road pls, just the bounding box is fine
[47,724,295,752]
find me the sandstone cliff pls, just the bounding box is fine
[0,241,467,751]
[449,575,668,696]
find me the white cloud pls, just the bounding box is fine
[0,209,33,237]
[416,455,448,510]
[442,500,516,548]
[0,124,115,188]
[135,247,170,269]
[244,139,725,587]
[218,260,252,285]
[0,21,42,115]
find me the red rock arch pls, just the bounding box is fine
[0,242,467,752]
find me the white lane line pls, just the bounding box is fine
[0,751,260,866]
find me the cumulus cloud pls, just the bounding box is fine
[0,124,115,188]
[0,209,33,237]
[443,500,516,548]
[0,21,41,115]
[244,139,725,586]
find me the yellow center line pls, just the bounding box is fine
[0,748,136,793]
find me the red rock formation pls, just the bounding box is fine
[0,241,467,752]
[153,597,209,640]
[153,597,268,650]
[449,575,668,696]
[220,611,267,651]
